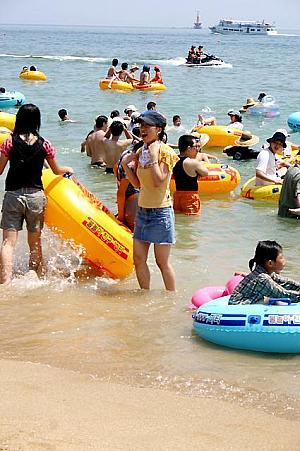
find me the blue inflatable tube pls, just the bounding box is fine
[0,91,26,108]
[193,295,300,353]
[287,112,300,132]
[247,105,280,118]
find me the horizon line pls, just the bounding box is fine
[0,22,298,31]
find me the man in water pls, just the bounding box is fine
[119,62,139,85]
[146,101,156,111]
[106,58,119,79]
[102,121,133,173]
[85,115,109,167]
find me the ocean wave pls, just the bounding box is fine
[0,53,109,63]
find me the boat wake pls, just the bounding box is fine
[149,57,186,66]
[276,33,300,37]
[0,53,109,63]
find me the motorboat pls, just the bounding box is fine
[209,19,277,35]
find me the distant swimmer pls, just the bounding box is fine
[146,101,156,111]
[129,63,139,77]
[151,65,164,84]
[106,58,119,79]
[140,65,151,85]
[227,111,243,130]
[119,62,139,85]
[239,97,258,113]
[57,108,77,123]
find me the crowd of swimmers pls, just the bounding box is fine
[78,101,300,294]
[106,59,164,86]
[0,97,300,295]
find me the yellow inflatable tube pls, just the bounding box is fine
[0,112,15,131]
[241,176,281,201]
[99,79,134,91]
[19,70,47,81]
[41,170,133,279]
[193,125,242,148]
[170,164,241,196]
[134,83,166,92]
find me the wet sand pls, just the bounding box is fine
[0,360,299,451]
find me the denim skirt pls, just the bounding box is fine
[133,206,176,244]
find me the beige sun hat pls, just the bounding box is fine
[243,97,257,108]
[234,130,259,147]
[190,132,210,147]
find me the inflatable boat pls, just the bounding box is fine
[241,176,281,201]
[41,170,133,279]
[170,163,241,196]
[193,295,300,353]
[99,79,134,91]
[0,91,25,108]
[19,70,47,81]
[192,125,243,148]
[0,112,16,131]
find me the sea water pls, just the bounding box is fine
[0,24,300,418]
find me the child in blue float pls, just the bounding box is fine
[229,240,300,305]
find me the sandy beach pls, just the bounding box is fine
[0,360,299,451]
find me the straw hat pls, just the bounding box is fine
[243,97,256,108]
[234,131,259,147]
[130,64,139,71]
[190,132,210,147]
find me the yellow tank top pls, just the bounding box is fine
[137,142,179,208]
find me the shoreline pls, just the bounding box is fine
[0,360,299,450]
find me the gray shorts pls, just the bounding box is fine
[0,189,47,232]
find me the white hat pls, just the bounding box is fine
[125,104,138,112]
[190,132,210,147]
[131,111,140,120]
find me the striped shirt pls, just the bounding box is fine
[229,265,300,305]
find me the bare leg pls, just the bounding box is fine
[133,239,151,289]
[0,230,18,284]
[27,231,44,277]
[154,244,176,291]
[124,194,138,231]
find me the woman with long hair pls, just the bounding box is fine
[0,103,73,284]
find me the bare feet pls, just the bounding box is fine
[289,208,300,216]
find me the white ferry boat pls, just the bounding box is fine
[209,19,277,35]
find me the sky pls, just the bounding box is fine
[1,0,299,29]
